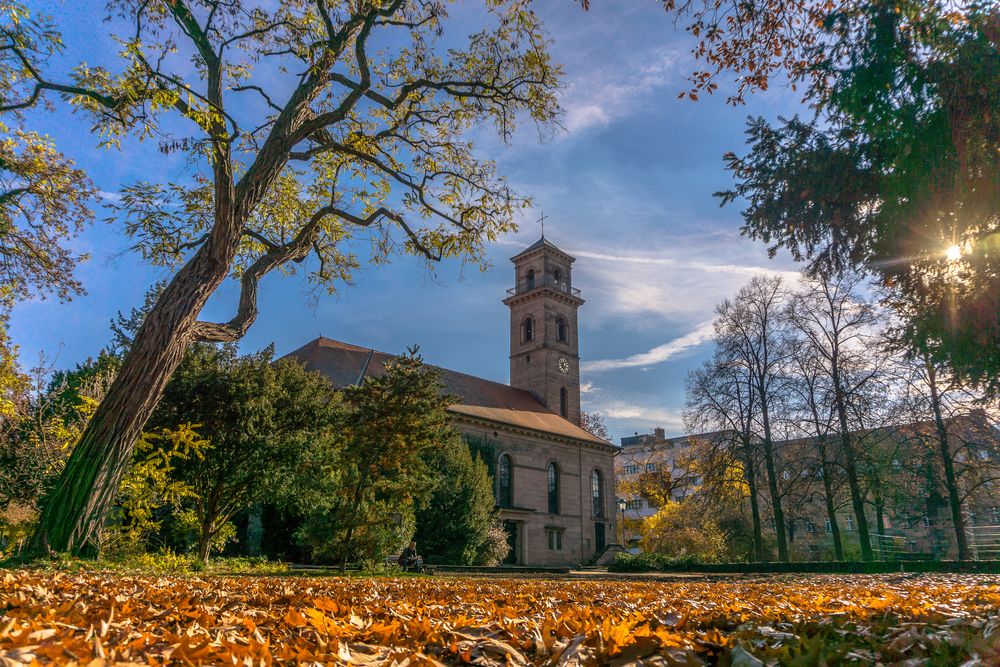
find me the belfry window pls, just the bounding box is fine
[523,317,534,342]
[497,454,513,507]
[547,462,560,514]
[559,387,567,418]
[591,469,604,517]
[554,268,562,283]
[526,268,535,290]
[557,317,567,343]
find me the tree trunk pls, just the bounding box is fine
[927,363,969,561]
[339,483,367,573]
[758,397,788,562]
[27,241,234,557]
[817,442,844,560]
[198,523,213,563]
[832,368,873,561]
[742,443,765,562]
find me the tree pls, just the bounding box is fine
[0,3,96,303]
[686,355,765,561]
[24,0,560,556]
[640,501,728,562]
[714,275,791,561]
[0,356,115,517]
[413,434,502,566]
[296,348,451,569]
[718,3,1000,394]
[580,411,610,441]
[148,343,335,562]
[785,340,845,560]
[785,272,887,560]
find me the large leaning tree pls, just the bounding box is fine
[12,0,559,556]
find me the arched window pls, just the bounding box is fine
[556,317,567,343]
[497,454,513,507]
[522,317,534,342]
[559,387,567,418]
[526,268,535,290]
[547,462,560,514]
[591,469,604,517]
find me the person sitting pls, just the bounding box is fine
[397,541,423,571]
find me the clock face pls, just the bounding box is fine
[558,357,570,374]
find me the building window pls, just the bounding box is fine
[557,317,567,342]
[626,499,643,510]
[591,469,605,517]
[645,462,657,473]
[526,268,535,289]
[559,387,567,418]
[522,317,534,342]
[554,268,562,283]
[621,465,640,476]
[806,521,816,534]
[547,462,560,514]
[497,454,513,508]
[908,541,918,553]
[845,515,855,531]
[923,515,931,527]
[808,544,819,553]
[547,528,563,551]
[825,519,832,533]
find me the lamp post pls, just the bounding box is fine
[617,497,627,546]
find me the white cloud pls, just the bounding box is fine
[582,320,715,372]
[98,190,122,203]
[560,47,679,134]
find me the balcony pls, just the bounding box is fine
[506,277,582,298]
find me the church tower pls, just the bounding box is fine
[503,237,584,425]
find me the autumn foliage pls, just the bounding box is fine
[2,571,1000,665]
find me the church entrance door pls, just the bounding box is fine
[594,522,606,553]
[503,520,519,565]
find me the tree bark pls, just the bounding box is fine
[27,237,236,556]
[818,441,845,561]
[742,442,765,562]
[757,395,788,562]
[832,362,873,561]
[926,362,969,561]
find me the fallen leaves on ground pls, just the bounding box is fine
[2,570,999,665]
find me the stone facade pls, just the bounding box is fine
[457,416,617,566]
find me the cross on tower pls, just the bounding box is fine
[537,211,549,239]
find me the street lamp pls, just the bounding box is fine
[617,497,627,545]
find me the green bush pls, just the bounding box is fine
[609,552,1000,574]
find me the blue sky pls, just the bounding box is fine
[11,1,803,443]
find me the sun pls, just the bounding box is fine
[946,244,962,261]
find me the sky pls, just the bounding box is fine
[11,1,805,443]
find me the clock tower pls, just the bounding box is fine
[503,236,584,425]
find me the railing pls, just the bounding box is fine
[869,532,911,561]
[505,277,581,298]
[967,524,1000,560]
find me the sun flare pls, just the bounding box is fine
[945,244,962,261]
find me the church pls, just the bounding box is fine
[283,238,619,567]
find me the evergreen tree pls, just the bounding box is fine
[415,435,499,566]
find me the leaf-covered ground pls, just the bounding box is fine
[2,570,999,665]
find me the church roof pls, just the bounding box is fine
[510,236,573,262]
[282,336,609,446]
